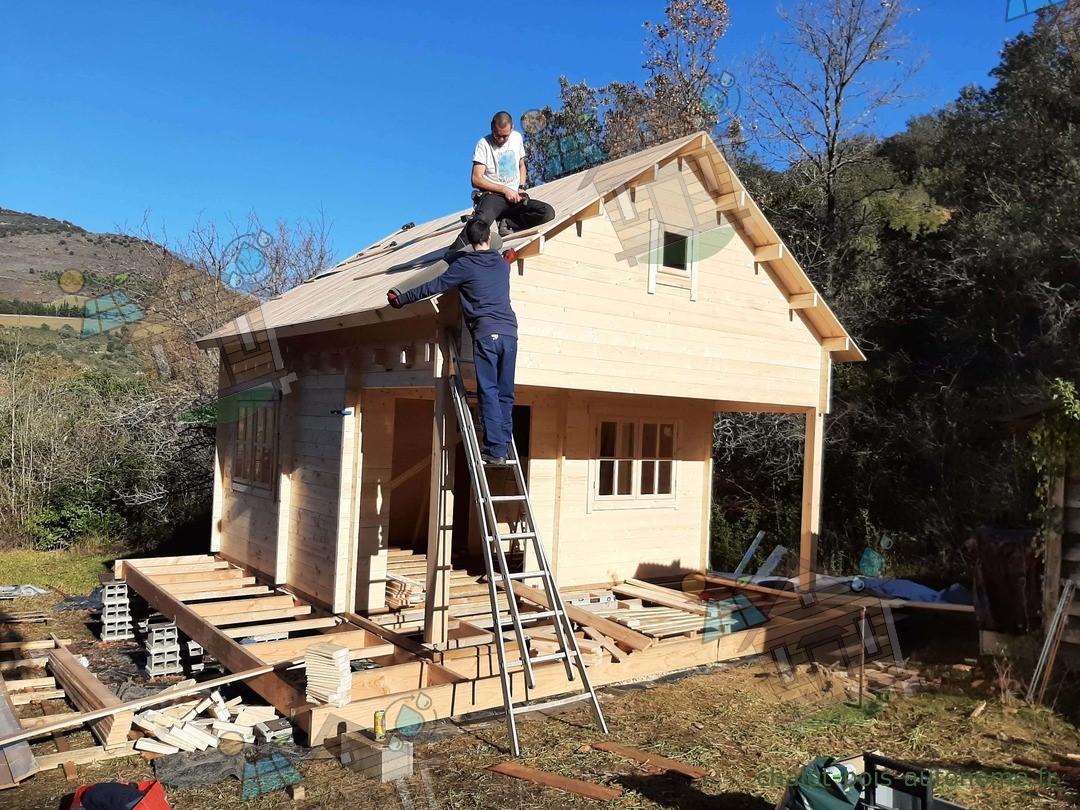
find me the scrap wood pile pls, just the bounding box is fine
[131,689,279,756]
[385,572,423,611]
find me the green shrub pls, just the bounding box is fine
[25,499,126,552]
[709,500,801,573]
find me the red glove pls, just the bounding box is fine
[387,288,403,309]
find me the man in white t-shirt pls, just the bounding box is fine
[448,111,555,252]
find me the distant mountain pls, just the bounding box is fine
[0,207,152,306]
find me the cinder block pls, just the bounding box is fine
[339,731,413,782]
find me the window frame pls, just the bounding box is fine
[589,416,679,511]
[231,385,279,498]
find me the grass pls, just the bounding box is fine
[0,547,114,596]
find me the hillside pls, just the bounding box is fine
[0,208,155,306]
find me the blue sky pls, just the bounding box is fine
[0,0,1051,257]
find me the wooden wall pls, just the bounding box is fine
[512,159,824,408]
[284,373,346,608]
[523,389,714,587]
[217,436,280,582]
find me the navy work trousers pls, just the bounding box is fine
[473,333,517,458]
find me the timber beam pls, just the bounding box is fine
[122,562,308,716]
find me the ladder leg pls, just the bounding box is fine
[445,328,607,756]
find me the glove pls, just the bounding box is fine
[387,288,403,309]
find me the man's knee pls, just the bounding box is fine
[532,199,555,225]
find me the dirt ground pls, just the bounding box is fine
[1,651,1077,810]
[0,584,1077,809]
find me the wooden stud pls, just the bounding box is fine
[822,337,851,352]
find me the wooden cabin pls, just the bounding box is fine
[195,131,864,648]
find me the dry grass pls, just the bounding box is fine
[0,660,1076,809]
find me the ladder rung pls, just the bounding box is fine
[529,651,572,665]
[497,531,534,541]
[504,651,570,669]
[510,693,592,715]
[491,495,527,502]
[500,610,557,625]
[507,571,546,580]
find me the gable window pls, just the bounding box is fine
[233,387,278,494]
[596,419,676,501]
[662,231,688,273]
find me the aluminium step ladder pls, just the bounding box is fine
[446,331,608,757]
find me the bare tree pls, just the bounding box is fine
[742,0,922,251]
[605,0,734,160]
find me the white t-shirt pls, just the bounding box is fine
[473,131,525,190]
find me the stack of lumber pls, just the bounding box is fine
[304,642,352,707]
[47,644,132,750]
[385,573,423,611]
[132,690,280,755]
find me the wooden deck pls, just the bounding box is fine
[118,553,910,746]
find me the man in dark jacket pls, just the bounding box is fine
[387,219,517,466]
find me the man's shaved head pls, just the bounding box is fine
[491,111,513,130]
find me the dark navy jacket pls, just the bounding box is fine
[397,249,518,338]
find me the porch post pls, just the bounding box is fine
[799,408,824,591]
[424,320,456,645]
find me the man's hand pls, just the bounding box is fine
[503,186,522,204]
[387,288,403,309]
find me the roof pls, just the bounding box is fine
[197,132,864,362]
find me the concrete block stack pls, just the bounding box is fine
[100,580,135,642]
[145,621,183,677]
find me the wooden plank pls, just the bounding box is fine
[145,569,248,585]
[244,633,394,666]
[592,742,708,779]
[343,612,433,660]
[163,576,258,594]
[122,563,305,715]
[190,595,296,618]
[11,689,66,705]
[39,701,77,780]
[35,742,137,769]
[488,761,622,801]
[0,640,71,653]
[176,586,273,602]
[206,605,312,627]
[508,583,653,652]
[613,581,708,616]
[222,617,340,638]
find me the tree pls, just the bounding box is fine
[525,1,734,183]
[742,0,922,270]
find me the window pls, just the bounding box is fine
[662,231,688,273]
[233,388,278,493]
[596,420,676,500]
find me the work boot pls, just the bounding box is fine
[481,452,508,467]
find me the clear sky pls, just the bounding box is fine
[0,0,1050,258]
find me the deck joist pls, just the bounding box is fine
[119,554,907,745]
